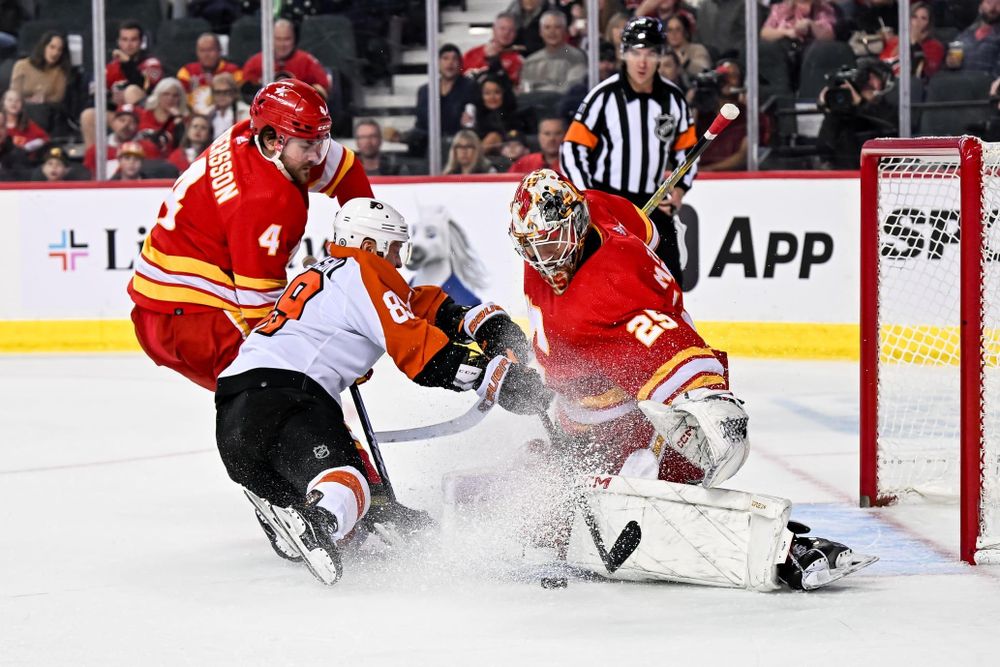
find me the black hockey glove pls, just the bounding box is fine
[462,302,531,361]
[434,296,474,343]
[475,356,553,416]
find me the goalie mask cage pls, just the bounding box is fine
[860,136,1000,565]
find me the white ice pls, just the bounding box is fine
[2,355,999,666]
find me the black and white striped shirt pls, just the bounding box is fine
[560,72,697,204]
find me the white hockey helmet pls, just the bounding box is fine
[332,197,410,264]
[509,169,591,294]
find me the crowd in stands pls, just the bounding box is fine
[2,0,1000,182]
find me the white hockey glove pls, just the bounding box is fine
[475,356,552,416]
[462,302,532,362]
[638,389,749,488]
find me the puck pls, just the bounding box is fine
[540,577,568,589]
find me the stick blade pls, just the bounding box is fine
[606,520,642,573]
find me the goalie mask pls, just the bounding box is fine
[509,169,591,294]
[332,198,411,267]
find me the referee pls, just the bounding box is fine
[560,16,697,287]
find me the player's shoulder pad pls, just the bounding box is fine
[327,244,410,293]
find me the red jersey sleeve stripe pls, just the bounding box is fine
[142,237,234,286]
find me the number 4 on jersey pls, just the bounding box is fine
[258,224,283,256]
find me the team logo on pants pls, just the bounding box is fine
[313,445,330,460]
[654,113,677,143]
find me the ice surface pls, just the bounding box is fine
[2,355,1000,666]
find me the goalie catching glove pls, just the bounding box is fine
[475,355,552,415]
[639,389,750,488]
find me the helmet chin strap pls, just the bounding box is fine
[254,133,294,182]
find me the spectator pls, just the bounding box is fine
[636,0,699,27]
[837,0,899,40]
[353,118,408,176]
[567,0,627,49]
[10,31,70,105]
[604,12,631,62]
[106,20,162,96]
[520,10,588,94]
[83,104,158,177]
[475,74,531,153]
[507,0,549,56]
[167,114,212,173]
[177,33,243,115]
[762,0,837,45]
[659,47,689,89]
[508,115,567,174]
[32,145,71,182]
[405,44,478,155]
[207,72,249,138]
[242,19,332,98]
[443,129,497,174]
[0,110,30,180]
[880,2,944,79]
[945,0,1000,75]
[138,78,189,155]
[463,12,525,87]
[559,40,618,119]
[665,13,714,78]
[497,129,532,170]
[110,141,148,181]
[816,58,897,168]
[696,60,754,171]
[2,88,49,155]
[696,0,746,60]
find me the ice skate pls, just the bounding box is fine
[777,522,877,591]
[250,501,301,562]
[245,489,343,585]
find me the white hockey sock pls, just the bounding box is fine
[307,466,371,540]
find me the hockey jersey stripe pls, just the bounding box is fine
[141,237,233,286]
[131,274,274,319]
[233,273,287,291]
[630,204,658,247]
[136,255,279,308]
[637,347,723,400]
[646,359,727,404]
[311,468,370,518]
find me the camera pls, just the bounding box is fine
[824,66,860,114]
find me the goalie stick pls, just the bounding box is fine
[641,103,741,216]
[539,412,642,574]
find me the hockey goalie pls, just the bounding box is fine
[490,169,877,591]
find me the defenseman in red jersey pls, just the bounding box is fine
[127,78,374,390]
[510,168,747,487]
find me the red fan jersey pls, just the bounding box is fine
[127,118,373,334]
[524,190,727,429]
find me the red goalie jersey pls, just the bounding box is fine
[524,190,728,479]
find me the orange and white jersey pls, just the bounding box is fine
[220,246,451,404]
[128,118,372,334]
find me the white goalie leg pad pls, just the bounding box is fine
[567,474,793,591]
[639,389,750,488]
[307,466,371,540]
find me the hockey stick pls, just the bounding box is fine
[538,412,641,574]
[349,383,398,504]
[373,397,493,443]
[640,103,741,216]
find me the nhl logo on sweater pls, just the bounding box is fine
[313,445,330,460]
[654,113,677,143]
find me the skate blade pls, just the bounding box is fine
[271,506,343,586]
[801,553,879,591]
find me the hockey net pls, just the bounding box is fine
[860,137,1000,564]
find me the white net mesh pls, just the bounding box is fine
[874,141,1000,560]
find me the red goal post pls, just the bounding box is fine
[859,136,1000,565]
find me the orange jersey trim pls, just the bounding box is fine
[631,205,656,246]
[314,469,368,518]
[673,125,698,151]
[637,346,719,401]
[565,120,599,149]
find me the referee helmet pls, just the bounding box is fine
[620,16,665,54]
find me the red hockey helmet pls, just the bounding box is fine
[249,79,332,145]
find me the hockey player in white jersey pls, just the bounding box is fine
[215,197,549,584]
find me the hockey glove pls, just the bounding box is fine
[475,356,552,416]
[462,302,531,361]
